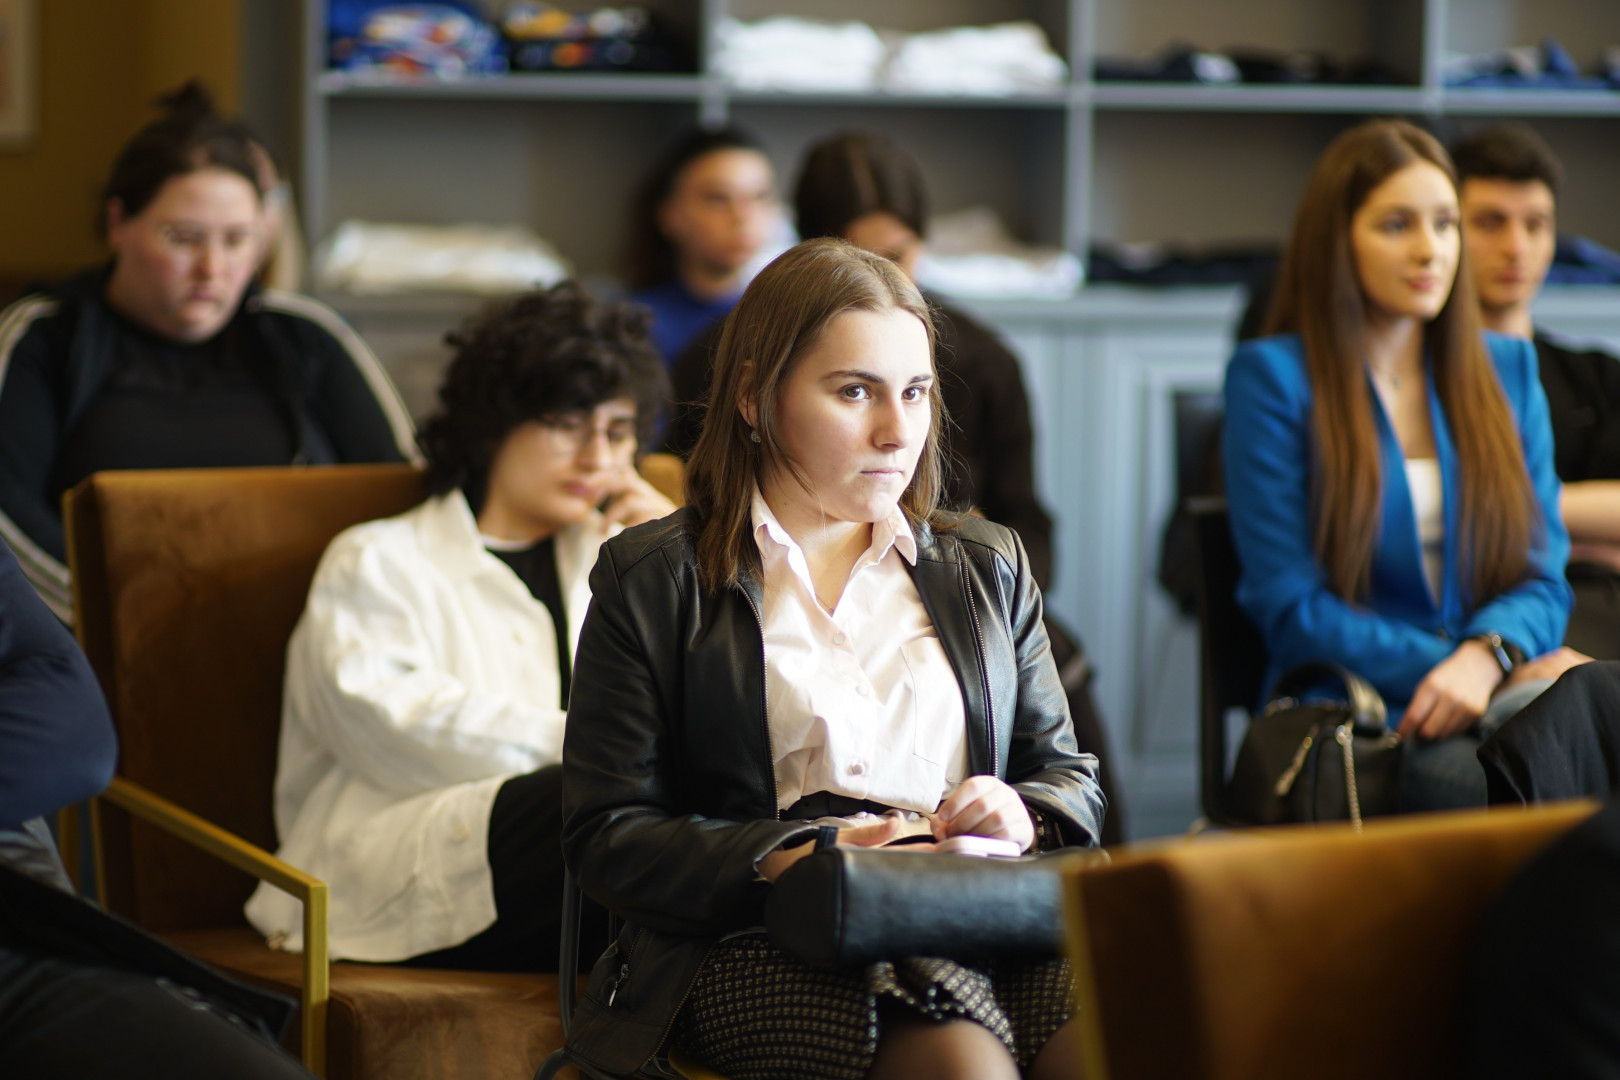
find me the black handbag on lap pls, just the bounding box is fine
[764,846,1100,967]
[1226,662,1403,829]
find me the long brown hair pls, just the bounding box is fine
[685,238,947,590]
[1267,118,1535,605]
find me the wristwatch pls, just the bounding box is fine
[1027,806,1064,853]
[1472,632,1520,678]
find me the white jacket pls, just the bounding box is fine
[245,491,604,961]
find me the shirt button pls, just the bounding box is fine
[833,631,847,645]
[856,685,870,697]
[848,762,866,776]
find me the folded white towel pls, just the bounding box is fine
[315,221,572,295]
[713,16,885,92]
[916,206,1082,300]
[714,16,1066,96]
[885,21,1067,95]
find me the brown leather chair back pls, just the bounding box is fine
[638,451,685,506]
[1066,801,1597,1080]
[67,465,425,932]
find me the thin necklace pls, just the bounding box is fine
[1368,362,1403,391]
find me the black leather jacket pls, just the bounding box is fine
[560,508,1105,1075]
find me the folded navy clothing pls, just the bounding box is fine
[1088,242,1277,287]
[329,0,506,76]
[1094,44,1405,86]
[1547,235,1620,286]
[1444,37,1613,90]
[1094,46,1238,84]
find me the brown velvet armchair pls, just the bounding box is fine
[1064,801,1597,1079]
[64,464,573,1080]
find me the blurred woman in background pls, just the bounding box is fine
[247,283,672,970]
[1224,119,1579,810]
[0,82,415,622]
[623,125,780,366]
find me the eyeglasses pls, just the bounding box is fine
[537,413,639,455]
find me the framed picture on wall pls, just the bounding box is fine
[0,0,37,147]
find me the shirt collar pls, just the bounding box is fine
[749,487,917,569]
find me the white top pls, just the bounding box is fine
[751,490,968,814]
[1406,458,1445,603]
[244,491,605,961]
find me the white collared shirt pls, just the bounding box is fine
[752,489,968,814]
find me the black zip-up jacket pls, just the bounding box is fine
[0,266,417,621]
[560,508,1104,1076]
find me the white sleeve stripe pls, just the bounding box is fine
[0,295,73,620]
[0,295,59,393]
[0,508,73,622]
[257,290,422,463]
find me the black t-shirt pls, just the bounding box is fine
[487,537,571,708]
[1534,331,1620,483]
[50,311,299,499]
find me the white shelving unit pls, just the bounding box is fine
[300,0,1620,269]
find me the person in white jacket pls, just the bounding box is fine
[246,283,674,969]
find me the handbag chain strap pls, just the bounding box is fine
[1334,724,1363,833]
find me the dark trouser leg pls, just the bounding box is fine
[1480,661,1620,804]
[401,764,609,972]
[0,946,311,1080]
[1045,617,1125,845]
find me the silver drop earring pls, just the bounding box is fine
[749,429,761,444]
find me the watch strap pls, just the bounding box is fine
[1473,632,1516,677]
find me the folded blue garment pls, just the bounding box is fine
[329,1,506,76]
[1546,235,1620,286]
[1444,37,1614,90]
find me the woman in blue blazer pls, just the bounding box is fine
[1224,119,1577,810]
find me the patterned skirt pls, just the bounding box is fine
[669,932,1074,1080]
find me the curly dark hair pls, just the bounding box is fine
[418,282,669,508]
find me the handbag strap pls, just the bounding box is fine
[1265,661,1388,735]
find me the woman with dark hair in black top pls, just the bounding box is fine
[0,81,416,622]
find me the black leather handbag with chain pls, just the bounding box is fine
[1226,661,1404,829]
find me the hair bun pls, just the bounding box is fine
[154,80,218,124]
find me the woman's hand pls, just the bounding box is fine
[600,466,676,531]
[930,775,1037,853]
[757,817,901,883]
[1502,646,1592,689]
[1398,639,1502,740]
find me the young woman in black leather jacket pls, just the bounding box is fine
[562,239,1104,1079]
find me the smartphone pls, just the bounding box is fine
[934,835,1022,858]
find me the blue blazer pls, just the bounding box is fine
[1222,332,1571,722]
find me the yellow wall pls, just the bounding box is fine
[0,0,240,281]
